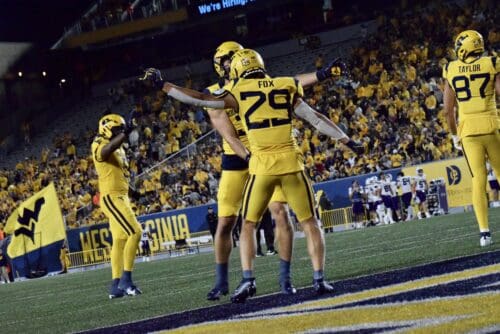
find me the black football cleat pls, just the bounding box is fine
[206,286,229,301]
[230,279,256,303]
[109,285,125,299]
[280,281,297,295]
[313,278,334,295]
[118,284,142,296]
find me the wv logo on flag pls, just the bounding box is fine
[4,183,66,278]
[14,197,45,243]
[446,165,461,185]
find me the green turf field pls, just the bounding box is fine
[1,208,499,334]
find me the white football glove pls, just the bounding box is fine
[452,135,462,151]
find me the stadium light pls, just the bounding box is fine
[18,71,23,77]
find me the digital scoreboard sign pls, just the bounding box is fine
[190,0,258,16]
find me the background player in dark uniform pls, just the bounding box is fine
[140,223,152,262]
[349,180,366,229]
[206,206,218,240]
[256,209,277,257]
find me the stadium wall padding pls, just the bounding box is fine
[66,158,474,252]
[67,204,213,252]
[313,168,402,208]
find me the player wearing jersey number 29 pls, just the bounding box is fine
[443,30,500,247]
[161,49,363,303]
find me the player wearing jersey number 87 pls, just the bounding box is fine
[443,29,500,247]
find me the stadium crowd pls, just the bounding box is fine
[0,0,498,229]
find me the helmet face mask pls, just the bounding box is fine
[98,114,126,139]
[454,30,484,62]
[229,49,266,80]
[213,41,243,78]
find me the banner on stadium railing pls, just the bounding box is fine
[312,169,402,209]
[403,157,472,207]
[67,204,213,257]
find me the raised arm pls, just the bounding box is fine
[162,82,238,110]
[100,133,127,161]
[295,58,348,88]
[293,97,364,154]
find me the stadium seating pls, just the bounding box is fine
[1,0,498,228]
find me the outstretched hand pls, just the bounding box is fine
[316,58,349,82]
[139,68,163,89]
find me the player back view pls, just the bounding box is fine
[160,48,363,303]
[443,30,500,246]
[204,41,295,299]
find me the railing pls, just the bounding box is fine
[319,206,353,229]
[67,233,213,269]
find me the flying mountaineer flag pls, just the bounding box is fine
[4,182,66,277]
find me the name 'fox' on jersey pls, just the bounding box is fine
[442,56,500,138]
[91,136,130,194]
[220,76,304,175]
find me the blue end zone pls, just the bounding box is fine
[10,240,64,278]
[80,250,500,334]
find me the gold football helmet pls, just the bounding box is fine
[229,49,266,79]
[454,30,484,62]
[213,41,243,78]
[98,114,125,139]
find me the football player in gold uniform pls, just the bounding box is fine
[202,41,349,300]
[91,114,144,298]
[443,30,500,247]
[161,49,363,303]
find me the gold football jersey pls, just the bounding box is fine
[223,76,304,175]
[204,81,250,155]
[443,56,499,137]
[91,136,130,194]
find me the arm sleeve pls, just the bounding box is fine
[293,100,348,140]
[168,88,226,109]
